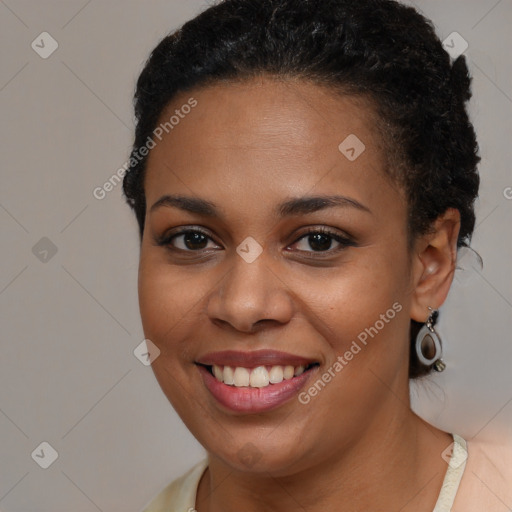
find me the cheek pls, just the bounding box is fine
[286,260,410,437]
[137,256,209,417]
[291,249,409,342]
[293,254,412,406]
[137,254,207,353]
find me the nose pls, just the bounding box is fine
[206,253,294,334]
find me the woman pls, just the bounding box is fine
[123,0,508,510]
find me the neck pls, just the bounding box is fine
[197,404,452,512]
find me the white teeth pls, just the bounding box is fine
[269,365,284,384]
[294,365,305,376]
[249,366,270,388]
[233,367,250,387]
[212,364,312,388]
[223,366,235,385]
[283,365,295,380]
[213,365,224,382]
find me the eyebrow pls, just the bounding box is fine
[149,194,372,217]
[277,195,371,216]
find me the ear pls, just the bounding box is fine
[410,208,461,322]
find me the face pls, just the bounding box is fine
[138,76,416,475]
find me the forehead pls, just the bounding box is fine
[143,76,399,218]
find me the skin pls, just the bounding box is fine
[138,75,461,511]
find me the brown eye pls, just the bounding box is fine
[175,231,210,250]
[291,228,356,254]
[158,228,221,252]
[296,233,336,252]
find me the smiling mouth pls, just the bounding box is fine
[198,362,320,389]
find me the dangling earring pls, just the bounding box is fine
[415,306,446,372]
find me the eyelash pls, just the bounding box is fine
[156,226,357,257]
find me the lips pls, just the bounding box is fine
[196,349,317,368]
[195,350,320,413]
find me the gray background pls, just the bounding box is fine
[0,1,511,511]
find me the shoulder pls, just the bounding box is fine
[453,436,512,511]
[141,459,208,512]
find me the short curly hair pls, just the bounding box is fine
[123,0,480,378]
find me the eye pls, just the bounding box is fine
[157,228,221,252]
[290,227,356,254]
[156,226,356,256]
